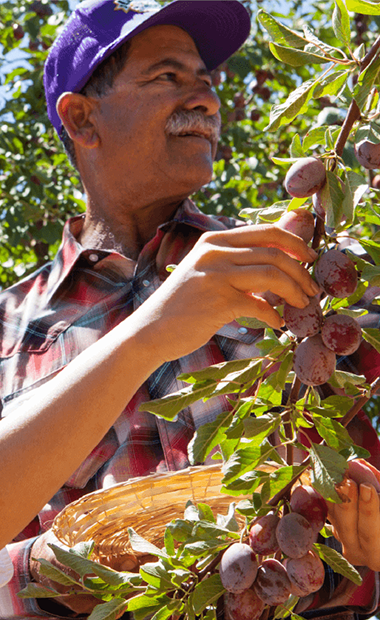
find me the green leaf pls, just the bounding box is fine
[48,544,131,586]
[313,70,350,99]
[222,439,279,484]
[139,381,215,420]
[243,412,281,440]
[303,126,328,151]
[269,43,327,67]
[88,599,127,620]
[188,410,234,465]
[257,11,307,48]
[266,79,318,131]
[183,539,230,556]
[332,0,351,47]
[33,558,79,586]
[323,171,345,229]
[192,574,225,615]
[328,371,366,390]
[128,529,167,559]
[362,327,380,353]
[290,134,305,158]
[127,593,172,620]
[309,443,347,502]
[151,605,180,620]
[312,415,357,451]
[346,0,380,14]
[17,583,60,599]
[140,562,174,591]
[358,239,380,265]
[353,52,380,110]
[179,358,259,385]
[313,543,363,585]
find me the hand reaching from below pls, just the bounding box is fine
[328,461,380,571]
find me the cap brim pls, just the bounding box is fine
[77,0,251,92]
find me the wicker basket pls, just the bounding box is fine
[52,463,307,565]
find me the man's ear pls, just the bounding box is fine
[57,92,100,149]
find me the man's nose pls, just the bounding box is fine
[182,83,221,117]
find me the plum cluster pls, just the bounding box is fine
[273,206,362,386]
[221,486,328,620]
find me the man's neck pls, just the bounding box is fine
[79,197,183,261]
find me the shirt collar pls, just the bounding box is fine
[45,199,234,302]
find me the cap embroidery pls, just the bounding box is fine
[114,0,160,13]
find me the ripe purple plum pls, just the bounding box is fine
[354,140,380,170]
[285,551,325,596]
[253,559,292,606]
[285,157,326,198]
[219,543,258,594]
[225,588,265,620]
[293,334,336,386]
[276,512,315,559]
[249,512,280,555]
[277,208,315,243]
[290,486,328,535]
[284,296,323,338]
[315,250,358,299]
[346,459,380,493]
[321,314,362,356]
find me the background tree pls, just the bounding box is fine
[3,2,380,618]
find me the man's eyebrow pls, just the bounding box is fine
[141,58,212,79]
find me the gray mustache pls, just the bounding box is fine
[165,110,221,143]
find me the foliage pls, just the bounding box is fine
[5,0,380,618]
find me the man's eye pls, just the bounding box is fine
[158,72,177,81]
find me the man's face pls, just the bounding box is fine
[92,25,221,204]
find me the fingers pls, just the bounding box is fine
[236,293,285,330]
[328,479,362,565]
[210,224,318,263]
[229,247,320,301]
[357,483,380,570]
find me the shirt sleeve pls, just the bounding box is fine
[0,547,13,588]
[0,538,62,619]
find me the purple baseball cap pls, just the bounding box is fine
[44,0,251,137]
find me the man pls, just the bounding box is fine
[0,1,379,619]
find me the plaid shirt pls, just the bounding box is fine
[0,199,379,619]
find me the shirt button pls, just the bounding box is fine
[89,253,99,263]
[142,280,150,287]
[238,327,248,335]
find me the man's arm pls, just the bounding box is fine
[0,224,319,549]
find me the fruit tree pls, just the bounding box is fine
[4,0,380,619]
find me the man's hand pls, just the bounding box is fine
[139,224,320,363]
[30,530,101,615]
[328,462,380,571]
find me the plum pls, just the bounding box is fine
[290,485,328,535]
[347,459,380,493]
[315,250,357,299]
[285,551,325,596]
[276,512,315,559]
[284,296,323,338]
[285,157,326,198]
[354,140,380,170]
[219,543,258,594]
[293,334,336,386]
[253,559,292,606]
[321,314,362,356]
[277,208,315,243]
[249,512,280,555]
[225,588,265,620]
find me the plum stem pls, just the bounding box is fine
[340,375,380,427]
